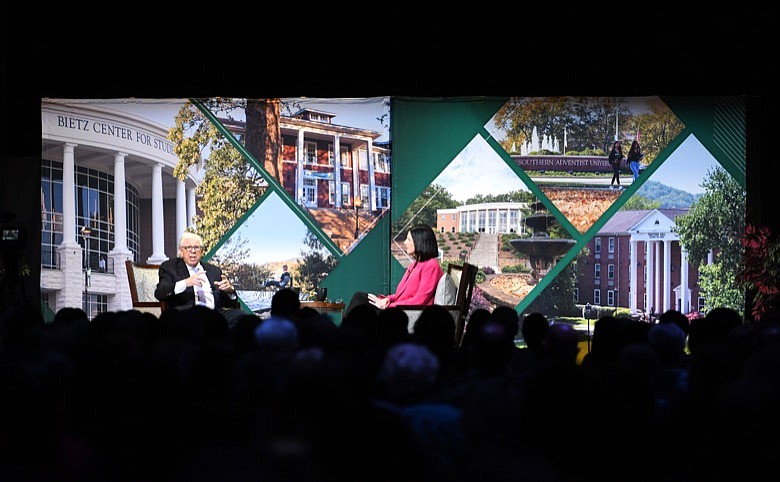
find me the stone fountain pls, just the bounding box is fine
[510,202,576,284]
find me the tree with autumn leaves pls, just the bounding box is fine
[493,96,683,163]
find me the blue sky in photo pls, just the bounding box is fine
[651,133,718,194]
[434,135,530,203]
[228,191,310,266]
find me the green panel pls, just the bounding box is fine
[390,97,508,283]
[391,97,509,214]
[323,214,392,304]
[661,96,746,188]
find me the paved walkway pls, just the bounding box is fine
[530,174,634,187]
[468,233,499,270]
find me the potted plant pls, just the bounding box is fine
[736,224,780,321]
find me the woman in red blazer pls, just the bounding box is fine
[346,224,443,315]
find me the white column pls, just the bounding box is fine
[366,139,376,210]
[61,143,79,247]
[176,178,187,246]
[147,163,168,264]
[646,241,654,314]
[107,152,134,311]
[663,239,672,313]
[187,185,197,229]
[680,247,690,313]
[334,134,342,208]
[296,130,305,205]
[56,142,84,312]
[629,238,638,314]
[107,153,133,312]
[111,152,130,252]
[654,241,662,315]
[352,147,360,205]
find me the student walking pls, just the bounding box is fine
[626,140,644,181]
[608,141,624,189]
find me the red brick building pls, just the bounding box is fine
[223,107,391,212]
[577,209,709,316]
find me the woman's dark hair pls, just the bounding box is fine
[629,140,640,152]
[409,224,439,261]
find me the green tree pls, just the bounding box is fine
[493,96,573,153]
[621,195,661,211]
[210,234,250,279]
[493,96,683,158]
[297,231,338,296]
[620,97,685,165]
[464,190,536,205]
[494,96,630,154]
[525,256,578,316]
[674,166,745,314]
[231,262,273,291]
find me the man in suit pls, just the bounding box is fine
[155,232,245,327]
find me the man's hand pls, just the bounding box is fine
[214,274,234,293]
[187,272,208,288]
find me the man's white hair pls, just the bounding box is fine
[179,232,203,245]
[178,232,204,257]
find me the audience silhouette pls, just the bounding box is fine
[3,300,780,482]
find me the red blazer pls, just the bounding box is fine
[386,257,443,307]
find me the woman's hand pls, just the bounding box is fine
[367,293,390,310]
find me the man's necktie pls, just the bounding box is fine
[193,267,207,306]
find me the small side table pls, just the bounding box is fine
[300,301,346,316]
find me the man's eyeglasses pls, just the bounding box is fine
[181,246,203,252]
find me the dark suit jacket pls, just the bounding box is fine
[154,257,239,311]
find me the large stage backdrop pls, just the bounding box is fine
[39,96,746,323]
